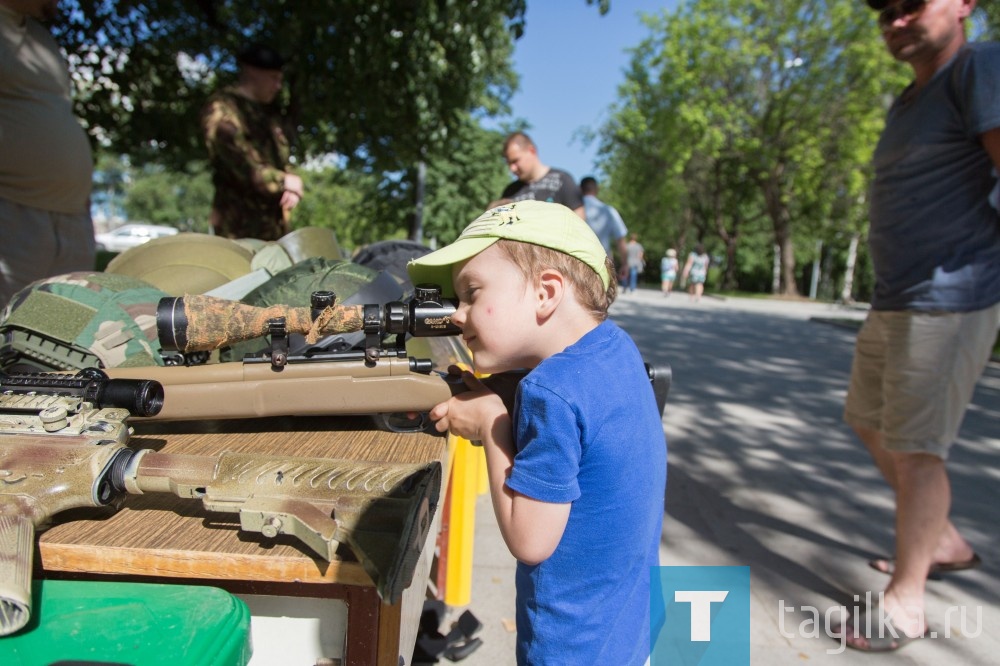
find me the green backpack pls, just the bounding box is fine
[0,272,169,373]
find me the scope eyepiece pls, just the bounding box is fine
[156,297,188,352]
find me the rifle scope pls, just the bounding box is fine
[364,285,460,339]
[156,285,460,354]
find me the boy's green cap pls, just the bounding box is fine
[407,200,610,297]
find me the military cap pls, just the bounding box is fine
[237,43,285,70]
[866,0,890,9]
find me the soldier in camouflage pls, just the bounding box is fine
[201,44,304,241]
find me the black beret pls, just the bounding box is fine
[237,43,285,71]
[866,0,889,9]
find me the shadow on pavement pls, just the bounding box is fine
[610,294,999,662]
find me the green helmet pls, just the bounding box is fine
[219,257,402,362]
[0,272,169,373]
[104,232,255,296]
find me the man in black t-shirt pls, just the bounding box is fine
[490,132,584,218]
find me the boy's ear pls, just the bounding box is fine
[535,268,564,319]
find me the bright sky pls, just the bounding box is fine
[502,0,679,183]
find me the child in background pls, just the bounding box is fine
[408,201,666,665]
[660,248,679,296]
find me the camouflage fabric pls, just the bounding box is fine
[220,258,385,361]
[201,87,291,241]
[0,272,169,372]
[177,294,364,353]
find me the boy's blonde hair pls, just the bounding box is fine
[495,239,616,321]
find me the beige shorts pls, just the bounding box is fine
[844,304,1000,459]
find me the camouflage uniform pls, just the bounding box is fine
[201,87,291,241]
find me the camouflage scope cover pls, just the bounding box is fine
[219,257,391,362]
[0,272,169,373]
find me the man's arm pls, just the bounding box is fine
[980,126,1000,172]
[554,172,585,218]
[616,238,629,277]
[280,172,304,211]
[611,207,630,272]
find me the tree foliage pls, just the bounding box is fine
[54,0,525,176]
[123,163,213,231]
[598,0,909,297]
[52,0,531,243]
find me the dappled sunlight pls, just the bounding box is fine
[613,292,1000,628]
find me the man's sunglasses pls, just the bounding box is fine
[878,0,929,30]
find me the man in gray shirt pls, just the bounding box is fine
[841,0,1000,651]
[0,0,95,308]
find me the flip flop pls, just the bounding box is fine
[836,612,926,652]
[868,553,981,577]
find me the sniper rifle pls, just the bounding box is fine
[107,286,669,426]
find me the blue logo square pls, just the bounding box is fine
[651,566,750,665]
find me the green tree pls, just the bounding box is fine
[285,116,510,253]
[52,0,528,240]
[598,0,907,296]
[123,163,213,231]
[56,1,524,171]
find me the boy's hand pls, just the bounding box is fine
[430,367,509,441]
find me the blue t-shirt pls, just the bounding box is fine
[869,42,1000,311]
[506,319,666,665]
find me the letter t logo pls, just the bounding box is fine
[674,590,729,641]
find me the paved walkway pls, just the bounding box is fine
[441,289,999,665]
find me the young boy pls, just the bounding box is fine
[408,200,666,665]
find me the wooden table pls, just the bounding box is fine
[36,336,467,666]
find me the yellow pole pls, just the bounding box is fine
[444,434,480,607]
[476,445,489,496]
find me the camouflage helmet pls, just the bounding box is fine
[0,272,169,373]
[220,257,402,362]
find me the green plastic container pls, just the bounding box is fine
[0,580,252,666]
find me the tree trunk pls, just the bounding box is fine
[772,245,781,294]
[841,233,859,304]
[410,160,426,243]
[778,229,798,297]
[761,172,799,296]
[809,240,822,300]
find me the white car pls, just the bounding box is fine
[95,223,179,253]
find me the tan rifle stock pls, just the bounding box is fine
[106,356,463,423]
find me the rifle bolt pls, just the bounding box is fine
[262,517,283,538]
